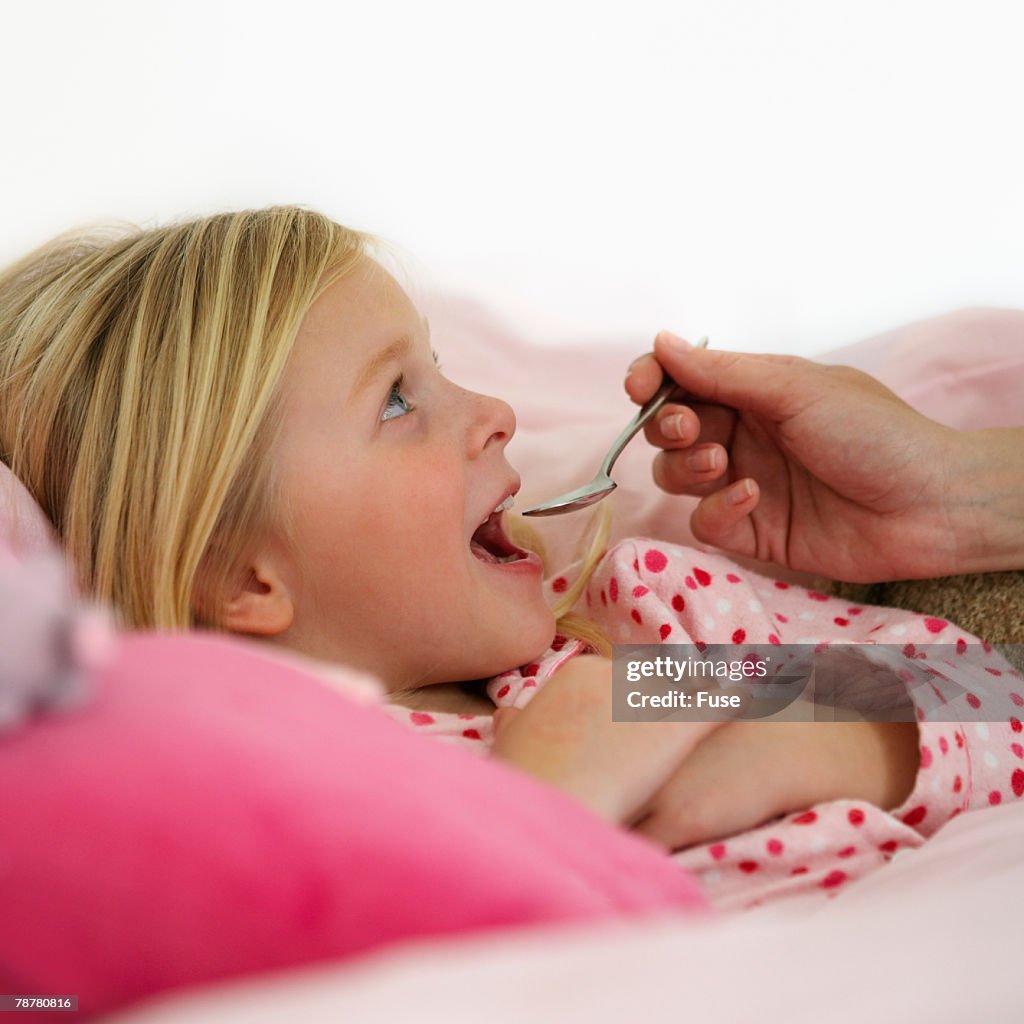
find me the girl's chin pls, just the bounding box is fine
[505,612,559,667]
[472,611,558,683]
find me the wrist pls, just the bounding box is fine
[947,427,1024,573]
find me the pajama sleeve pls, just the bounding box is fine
[889,648,1024,836]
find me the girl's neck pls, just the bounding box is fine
[387,679,495,716]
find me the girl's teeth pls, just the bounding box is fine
[494,495,515,514]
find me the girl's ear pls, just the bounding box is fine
[221,561,295,636]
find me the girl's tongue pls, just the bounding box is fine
[470,512,527,564]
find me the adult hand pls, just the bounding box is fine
[625,331,1022,582]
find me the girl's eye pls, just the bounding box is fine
[381,376,413,421]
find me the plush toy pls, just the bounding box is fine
[0,549,114,733]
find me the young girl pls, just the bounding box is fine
[1,205,1019,910]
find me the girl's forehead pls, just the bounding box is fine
[288,264,427,393]
[311,259,417,336]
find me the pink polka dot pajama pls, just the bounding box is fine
[385,539,1024,911]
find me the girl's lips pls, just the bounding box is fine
[470,477,522,540]
[474,548,543,576]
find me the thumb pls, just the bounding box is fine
[653,332,813,419]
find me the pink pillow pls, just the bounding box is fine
[0,631,706,1019]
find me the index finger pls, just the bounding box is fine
[625,331,705,405]
[625,350,664,405]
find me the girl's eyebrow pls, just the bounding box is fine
[351,316,431,398]
[352,335,412,398]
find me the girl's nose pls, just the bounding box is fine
[464,388,516,457]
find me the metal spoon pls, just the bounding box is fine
[521,337,709,517]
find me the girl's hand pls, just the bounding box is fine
[624,334,994,582]
[490,655,731,824]
[630,718,921,850]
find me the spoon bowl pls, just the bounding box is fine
[521,478,619,517]
[522,337,708,517]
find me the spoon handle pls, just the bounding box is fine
[597,376,678,477]
[597,337,708,478]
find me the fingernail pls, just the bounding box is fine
[659,330,692,352]
[685,446,718,472]
[725,479,754,506]
[662,414,686,440]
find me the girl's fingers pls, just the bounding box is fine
[634,777,768,849]
[632,723,788,849]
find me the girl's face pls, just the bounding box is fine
[237,258,555,691]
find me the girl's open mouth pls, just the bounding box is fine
[470,511,530,564]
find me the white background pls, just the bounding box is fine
[2,0,1022,355]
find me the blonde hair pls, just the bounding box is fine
[0,204,610,658]
[0,205,372,628]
